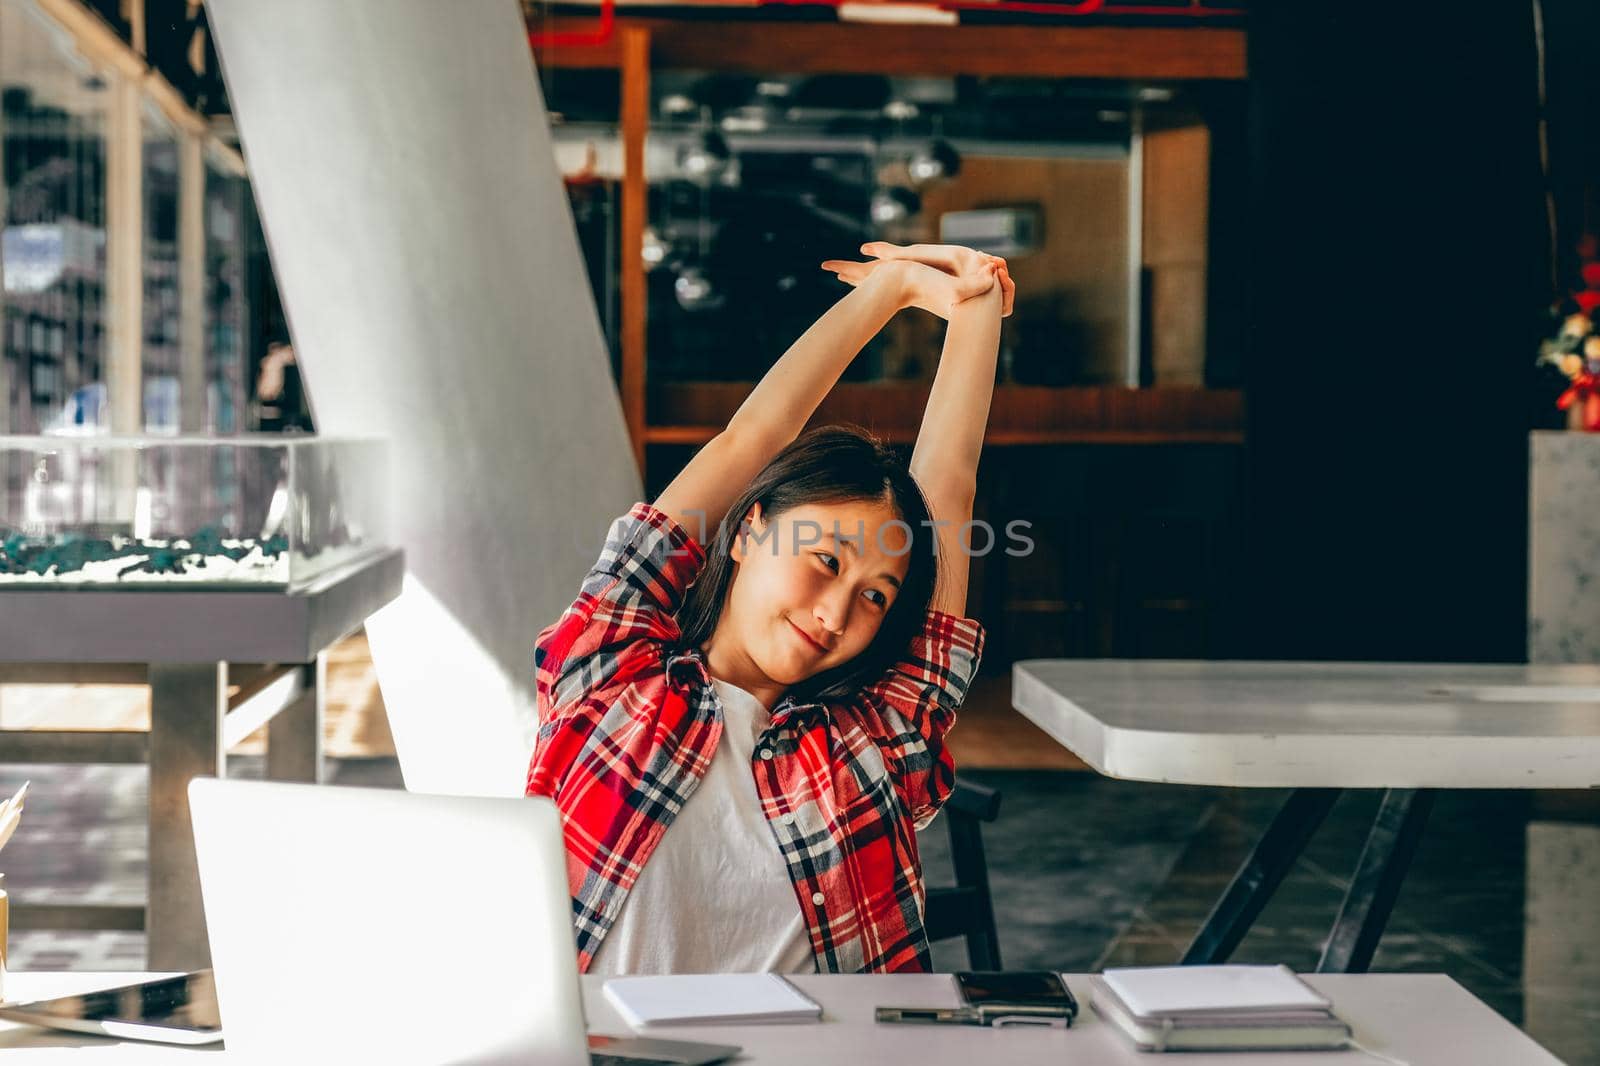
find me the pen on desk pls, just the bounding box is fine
[875,1005,983,1026]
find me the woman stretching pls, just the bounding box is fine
[527,242,1014,975]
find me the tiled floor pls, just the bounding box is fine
[1090,790,1530,1012]
[926,775,1597,1065]
[2,763,1596,1063]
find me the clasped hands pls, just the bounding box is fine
[822,242,1015,321]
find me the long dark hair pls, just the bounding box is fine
[675,424,941,706]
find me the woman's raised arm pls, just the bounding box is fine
[808,241,1010,615]
[837,242,1008,616]
[909,281,1003,616]
[651,257,992,547]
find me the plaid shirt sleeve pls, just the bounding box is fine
[533,502,707,726]
[847,609,985,831]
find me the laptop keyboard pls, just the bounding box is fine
[590,1056,684,1066]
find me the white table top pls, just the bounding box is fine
[0,970,1564,1065]
[1012,660,1600,788]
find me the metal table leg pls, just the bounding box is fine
[1181,788,1342,965]
[1317,788,1435,973]
[1181,787,1434,971]
[267,656,325,784]
[147,662,226,971]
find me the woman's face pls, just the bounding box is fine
[717,497,914,691]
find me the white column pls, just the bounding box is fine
[207,0,644,796]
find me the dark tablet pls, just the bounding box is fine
[0,970,222,1045]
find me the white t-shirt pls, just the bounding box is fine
[587,677,816,976]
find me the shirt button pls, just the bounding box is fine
[781,813,796,826]
[759,748,774,761]
[811,892,826,907]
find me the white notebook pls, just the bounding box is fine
[1101,965,1332,1018]
[602,974,824,1028]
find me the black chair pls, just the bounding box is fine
[923,776,1003,969]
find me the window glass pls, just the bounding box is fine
[140,105,181,432]
[1,0,113,434]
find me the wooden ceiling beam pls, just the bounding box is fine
[534,18,1246,80]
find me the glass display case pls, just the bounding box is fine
[0,435,389,589]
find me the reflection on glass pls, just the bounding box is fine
[1,0,112,434]
[646,113,882,384]
[141,106,181,432]
[204,148,249,432]
[542,68,623,379]
[631,71,1156,385]
[541,69,1230,390]
[6,969,223,1036]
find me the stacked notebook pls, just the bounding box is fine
[1090,965,1352,1053]
[603,974,824,1028]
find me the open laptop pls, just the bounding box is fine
[187,778,737,1065]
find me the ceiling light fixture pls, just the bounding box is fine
[641,226,669,270]
[907,139,960,185]
[870,186,921,226]
[678,130,731,185]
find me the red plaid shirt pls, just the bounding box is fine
[527,502,985,974]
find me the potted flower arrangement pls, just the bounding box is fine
[1537,238,1600,431]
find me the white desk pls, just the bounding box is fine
[1011,660,1600,972]
[1012,660,1600,789]
[0,971,1565,1065]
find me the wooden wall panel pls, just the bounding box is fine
[534,19,1246,81]
[1142,123,1209,385]
[650,382,1243,443]
[917,155,1132,385]
[647,23,1247,81]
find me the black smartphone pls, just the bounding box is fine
[955,971,1079,1026]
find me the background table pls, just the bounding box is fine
[0,970,1563,1064]
[0,549,404,970]
[1012,659,1600,972]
